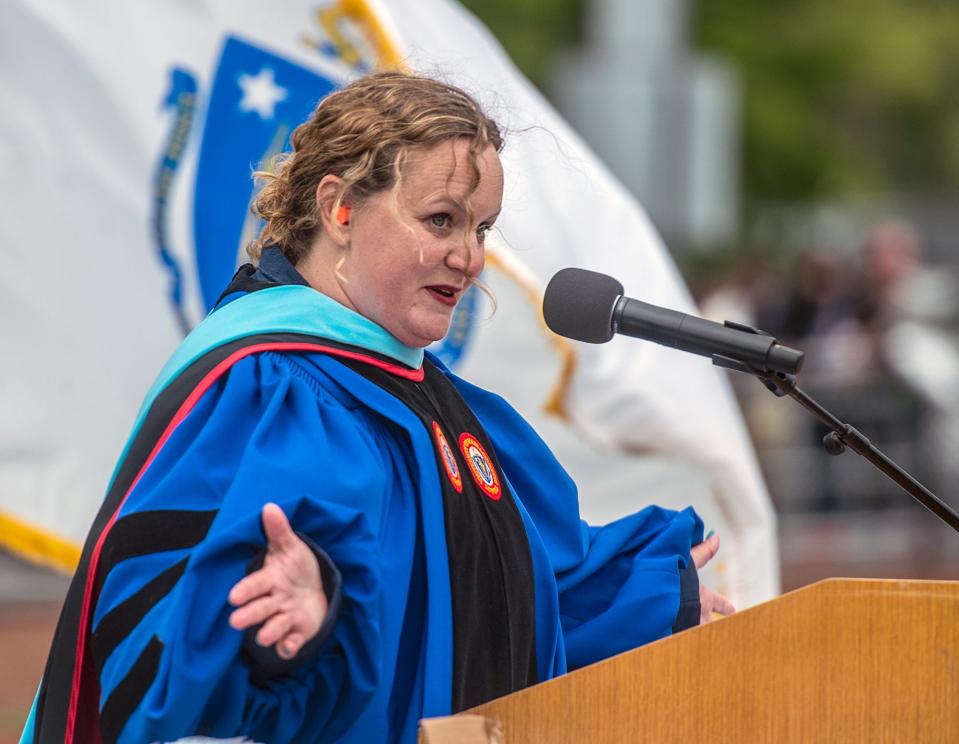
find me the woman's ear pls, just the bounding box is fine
[315,175,350,246]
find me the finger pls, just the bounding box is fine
[256,612,294,647]
[711,593,736,617]
[690,532,720,569]
[229,594,283,631]
[229,567,280,606]
[261,502,299,553]
[278,631,307,660]
[277,632,305,660]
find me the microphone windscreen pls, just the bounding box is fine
[543,268,624,343]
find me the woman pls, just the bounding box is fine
[25,72,732,744]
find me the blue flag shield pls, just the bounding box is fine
[192,36,338,310]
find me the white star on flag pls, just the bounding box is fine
[237,67,287,119]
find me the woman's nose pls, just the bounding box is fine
[445,235,485,277]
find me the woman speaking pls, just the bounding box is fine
[25,72,732,744]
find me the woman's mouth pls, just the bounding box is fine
[426,285,459,307]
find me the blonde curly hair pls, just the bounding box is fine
[249,71,503,265]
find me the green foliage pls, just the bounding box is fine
[458,0,584,90]
[694,0,959,203]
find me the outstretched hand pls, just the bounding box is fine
[228,503,328,659]
[690,532,736,624]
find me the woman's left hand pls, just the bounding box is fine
[228,503,329,659]
[690,532,736,624]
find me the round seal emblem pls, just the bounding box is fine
[458,432,501,500]
[432,421,462,493]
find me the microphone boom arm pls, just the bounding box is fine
[541,267,956,530]
[713,334,959,534]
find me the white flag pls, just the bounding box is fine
[0,0,777,606]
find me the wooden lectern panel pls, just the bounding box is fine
[467,579,959,743]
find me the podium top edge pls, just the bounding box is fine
[784,576,959,597]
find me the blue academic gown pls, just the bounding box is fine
[23,282,702,744]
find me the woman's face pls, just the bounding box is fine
[333,138,504,348]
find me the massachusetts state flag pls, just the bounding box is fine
[0,0,778,607]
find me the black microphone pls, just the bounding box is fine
[543,267,804,375]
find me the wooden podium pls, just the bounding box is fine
[460,579,959,743]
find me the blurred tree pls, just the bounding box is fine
[459,0,584,91]
[694,0,959,205]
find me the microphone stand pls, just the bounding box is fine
[712,324,959,534]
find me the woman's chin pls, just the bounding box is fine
[395,322,453,350]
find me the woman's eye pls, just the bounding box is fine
[476,225,491,243]
[429,214,452,229]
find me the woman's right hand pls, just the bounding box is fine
[228,503,328,659]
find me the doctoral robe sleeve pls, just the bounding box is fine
[449,372,704,670]
[90,351,388,744]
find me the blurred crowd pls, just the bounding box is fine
[697,219,959,519]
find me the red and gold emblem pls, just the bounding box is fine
[458,432,501,500]
[432,421,462,493]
